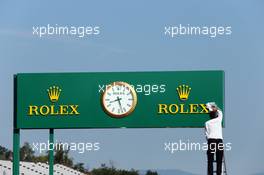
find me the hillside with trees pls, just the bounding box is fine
[0,143,158,175]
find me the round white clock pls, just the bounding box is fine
[101,81,137,118]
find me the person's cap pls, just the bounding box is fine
[206,102,218,111]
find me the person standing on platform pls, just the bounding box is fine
[205,102,224,175]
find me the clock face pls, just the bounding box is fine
[101,82,137,118]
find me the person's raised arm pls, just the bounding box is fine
[205,122,209,140]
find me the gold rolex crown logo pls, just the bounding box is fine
[176,84,191,101]
[47,86,61,102]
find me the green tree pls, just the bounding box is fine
[54,143,73,167]
[145,170,158,175]
[20,142,35,161]
[33,155,48,163]
[91,164,139,175]
[5,150,12,160]
[74,162,88,173]
[0,146,12,160]
[119,169,139,175]
[91,165,115,175]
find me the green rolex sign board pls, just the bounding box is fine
[14,70,224,129]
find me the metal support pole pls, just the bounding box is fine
[49,129,54,175]
[13,128,20,175]
[13,75,20,175]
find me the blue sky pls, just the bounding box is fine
[0,0,264,174]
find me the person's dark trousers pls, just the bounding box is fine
[207,139,224,175]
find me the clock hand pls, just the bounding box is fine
[116,96,123,113]
[109,99,118,103]
[110,97,122,103]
